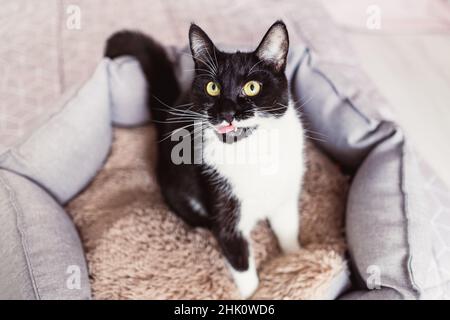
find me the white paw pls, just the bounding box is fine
[280,239,301,254]
[230,267,259,299]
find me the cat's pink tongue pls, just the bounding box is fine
[216,124,235,134]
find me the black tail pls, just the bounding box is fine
[104,30,180,128]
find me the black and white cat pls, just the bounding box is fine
[105,21,305,298]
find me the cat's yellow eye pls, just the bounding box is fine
[242,80,261,97]
[205,81,221,96]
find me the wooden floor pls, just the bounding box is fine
[346,33,450,187]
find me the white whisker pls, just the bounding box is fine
[248,59,265,75]
[182,51,217,76]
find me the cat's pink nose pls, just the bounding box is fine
[221,111,235,124]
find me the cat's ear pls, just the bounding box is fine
[255,21,289,72]
[189,24,217,68]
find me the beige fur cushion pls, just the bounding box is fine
[67,126,348,299]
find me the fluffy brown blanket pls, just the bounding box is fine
[67,126,348,299]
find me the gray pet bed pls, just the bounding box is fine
[1,44,449,299]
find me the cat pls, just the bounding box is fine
[105,20,305,298]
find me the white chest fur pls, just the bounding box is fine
[202,104,305,235]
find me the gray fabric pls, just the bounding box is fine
[289,47,450,299]
[109,56,150,127]
[286,48,396,170]
[346,131,418,299]
[341,288,403,300]
[0,169,90,299]
[0,60,112,204]
[0,57,151,204]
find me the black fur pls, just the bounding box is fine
[104,21,290,272]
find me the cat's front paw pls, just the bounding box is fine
[230,267,259,299]
[280,240,301,254]
[236,270,259,299]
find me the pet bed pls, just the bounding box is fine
[1,45,449,299]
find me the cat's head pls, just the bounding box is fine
[188,21,290,140]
